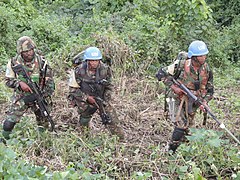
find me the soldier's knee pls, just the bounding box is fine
[3,120,16,132]
[80,105,97,117]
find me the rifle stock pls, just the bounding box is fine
[13,64,55,131]
[172,78,240,145]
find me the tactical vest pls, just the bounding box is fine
[180,59,210,97]
[75,61,110,97]
[11,54,46,86]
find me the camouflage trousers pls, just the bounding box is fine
[167,95,199,129]
[75,99,124,140]
[2,95,52,139]
[168,95,200,152]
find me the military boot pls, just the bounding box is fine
[79,116,91,127]
[168,127,187,153]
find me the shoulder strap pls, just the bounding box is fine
[173,51,188,78]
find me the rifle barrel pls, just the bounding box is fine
[173,78,240,145]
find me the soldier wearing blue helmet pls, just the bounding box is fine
[68,47,124,140]
[156,40,214,152]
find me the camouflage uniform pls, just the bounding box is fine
[156,41,214,152]
[162,58,214,125]
[2,36,55,139]
[68,51,124,140]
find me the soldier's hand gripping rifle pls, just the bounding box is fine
[94,95,112,125]
[13,64,55,132]
[172,78,240,145]
[88,79,112,125]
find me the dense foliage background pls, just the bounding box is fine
[0,0,239,179]
[1,0,240,71]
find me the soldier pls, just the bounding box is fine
[68,47,124,140]
[2,36,55,140]
[156,40,214,152]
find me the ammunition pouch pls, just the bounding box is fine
[80,81,105,97]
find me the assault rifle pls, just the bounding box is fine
[172,78,240,145]
[12,64,55,131]
[83,79,112,125]
[94,95,112,125]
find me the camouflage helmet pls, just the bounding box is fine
[17,36,36,54]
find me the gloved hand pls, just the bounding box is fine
[19,81,32,92]
[156,68,167,81]
[87,96,96,105]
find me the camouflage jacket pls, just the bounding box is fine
[68,61,112,101]
[5,52,55,97]
[162,58,214,102]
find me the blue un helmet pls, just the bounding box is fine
[187,40,209,58]
[83,47,102,61]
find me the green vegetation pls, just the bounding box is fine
[0,0,239,179]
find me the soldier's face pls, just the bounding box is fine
[196,55,207,65]
[88,60,100,69]
[21,49,35,62]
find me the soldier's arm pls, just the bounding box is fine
[67,67,87,106]
[204,68,214,102]
[42,60,55,96]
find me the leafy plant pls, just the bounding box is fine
[171,128,240,179]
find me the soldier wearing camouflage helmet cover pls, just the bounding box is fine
[156,40,214,152]
[67,47,124,140]
[2,36,55,140]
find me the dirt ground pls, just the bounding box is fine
[1,75,239,147]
